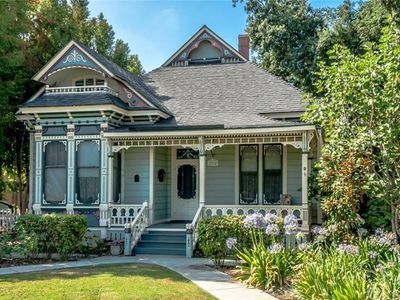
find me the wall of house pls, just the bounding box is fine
[205,145,235,205]
[287,145,302,205]
[153,147,170,222]
[123,147,149,204]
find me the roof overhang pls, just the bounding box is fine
[104,124,316,139]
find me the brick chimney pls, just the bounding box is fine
[238,34,250,60]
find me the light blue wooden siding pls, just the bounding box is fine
[205,145,235,205]
[123,147,149,204]
[154,147,170,221]
[287,146,302,205]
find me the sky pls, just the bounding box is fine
[88,0,344,72]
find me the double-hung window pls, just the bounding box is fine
[76,141,100,204]
[263,145,282,204]
[239,144,283,205]
[43,141,67,204]
[239,145,258,204]
[113,152,122,203]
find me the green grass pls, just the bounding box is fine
[0,263,215,300]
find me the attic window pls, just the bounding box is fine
[75,78,105,86]
[188,40,222,64]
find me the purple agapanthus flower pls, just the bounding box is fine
[243,212,266,229]
[370,229,397,247]
[265,224,281,236]
[226,237,237,250]
[264,212,279,225]
[269,243,283,253]
[338,244,359,256]
[284,214,299,235]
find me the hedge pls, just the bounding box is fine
[198,215,250,266]
[15,214,87,260]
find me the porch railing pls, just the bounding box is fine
[123,202,149,255]
[203,205,304,221]
[109,204,143,227]
[45,85,118,96]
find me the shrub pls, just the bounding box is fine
[371,252,400,300]
[198,215,249,267]
[295,246,369,300]
[15,214,87,260]
[78,231,108,256]
[237,242,299,291]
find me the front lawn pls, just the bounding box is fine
[0,263,215,300]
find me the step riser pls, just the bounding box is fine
[141,235,186,242]
[137,242,185,249]
[135,229,187,256]
[135,248,186,256]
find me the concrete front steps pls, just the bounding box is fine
[134,230,186,256]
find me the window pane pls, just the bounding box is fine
[75,79,84,86]
[77,141,100,204]
[113,153,121,203]
[96,79,105,86]
[86,78,94,86]
[44,141,67,203]
[177,165,196,199]
[77,141,100,167]
[263,145,282,204]
[240,145,258,204]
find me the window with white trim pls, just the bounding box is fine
[76,141,100,204]
[263,145,282,204]
[74,78,105,86]
[43,141,67,204]
[239,145,258,205]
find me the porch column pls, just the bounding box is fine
[33,126,43,215]
[66,124,75,214]
[199,137,206,205]
[149,146,155,224]
[99,124,109,231]
[301,131,310,231]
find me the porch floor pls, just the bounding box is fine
[148,221,189,230]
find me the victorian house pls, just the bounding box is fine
[17,26,322,256]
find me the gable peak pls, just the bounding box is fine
[162,25,248,67]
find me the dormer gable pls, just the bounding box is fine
[162,25,248,67]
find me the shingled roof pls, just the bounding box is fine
[142,62,306,128]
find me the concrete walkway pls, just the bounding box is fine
[0,255,276,300]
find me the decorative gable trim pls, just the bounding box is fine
[33,41,113,82]
[162,25,248,67]
[31,41,167,114]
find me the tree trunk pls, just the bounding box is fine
[391,202,399,244]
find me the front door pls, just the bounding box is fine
[171,149,199,220]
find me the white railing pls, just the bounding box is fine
[203,205,304,221]
[0,211,16,232]
[124,202,149,255]
[188,204,204,250]
[109,204,143,227]
[45,85,118,96]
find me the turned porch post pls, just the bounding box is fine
[198,137,206,206]
[148,146,155,224]
[301,131,311,231]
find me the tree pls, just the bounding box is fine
[0,0,144,211]
[93,12,115,57]
[303,23,400,238]
[238,0,323,90]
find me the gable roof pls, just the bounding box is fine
[143,62,305,129]
[162,25,248,67]
[31,41,171,116]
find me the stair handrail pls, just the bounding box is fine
[188,204,204,252]
[124,201,149,255]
